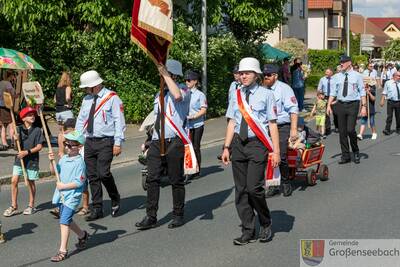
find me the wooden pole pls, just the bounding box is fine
[367,92,371,129]
[2,92,28,186]
[159,76,166,156]
[37,107,60,182]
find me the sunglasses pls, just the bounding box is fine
[63,141,79,149]
[264,73,274,78]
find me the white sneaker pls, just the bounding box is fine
[23,206,36,215]
[371,133,377,140]
[357,134,363,140]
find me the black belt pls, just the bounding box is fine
[338,100,359,104]
[277,123,290,128]
[234,134,259,144]
[388,100,400,102]
[86,136,113,141]
[153,137,179,143]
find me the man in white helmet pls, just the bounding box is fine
[222,57,281,245]
[75,70,126,221]
[136,59,191,230]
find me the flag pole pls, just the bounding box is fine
[159,76,166,156]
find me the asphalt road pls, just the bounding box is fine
[1,106,400,267]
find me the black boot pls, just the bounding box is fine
[168,216,184,229]
[135,216,157,230]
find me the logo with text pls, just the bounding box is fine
[301,239,325,266]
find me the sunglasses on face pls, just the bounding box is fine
[264,73,274,78]
[63,141,79,149]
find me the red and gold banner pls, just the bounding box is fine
[131,0,173,64]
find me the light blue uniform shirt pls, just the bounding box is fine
[226,83,277,137]
[52,155,86,210]
[188,87,208,129]
[152,85,190,140]
[269,80,299,125]
[387,67,397,80]
[75,87,126,146]
[331,70,366,101]
[228,81,240,102]
[317,76,335,96]
[383,80,400,101]
[362,69,378,79]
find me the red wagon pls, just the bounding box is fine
[287,144,329,186]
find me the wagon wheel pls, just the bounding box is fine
[141,171,148,191]
[306,169,317,186]
[319,164,329,181]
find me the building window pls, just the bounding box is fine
[328,13,340,28]
[286,0,293,16]
[299,0,305,18]
[328,40,340,50]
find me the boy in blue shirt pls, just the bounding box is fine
[48,130,89,262]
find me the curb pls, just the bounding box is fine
[0,138,225,186]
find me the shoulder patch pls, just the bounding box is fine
[291,96,297,104]
[120,103,124,113]
[273,105,277,116]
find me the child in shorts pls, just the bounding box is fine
[50,118,90,218]
[3,107,44,217]
[48,130,89,262]
[311,91,327,138]
[357,85,377,140]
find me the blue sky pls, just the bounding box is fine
[353,0,400,17]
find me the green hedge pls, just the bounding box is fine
[308,49,344,74]
[305,73,323,91]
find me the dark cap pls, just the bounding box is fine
[263,64,279,75]
[233,65,239,73]
[340,55,352,63]
[184,70,200,81]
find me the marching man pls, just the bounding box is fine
[136,59,195,230]
[75,70,126,221]
[222,57,280,245]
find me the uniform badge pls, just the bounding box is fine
[120,104,124,113]
[273,106,277,116]
[80,175,85,182]
[291,96,297,104]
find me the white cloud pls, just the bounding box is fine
[353,0,400,17]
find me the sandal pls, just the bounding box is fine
[50,250,68,262]
[75,231,89,250]
[49,208,60,219]
[3,206,21,217]
[77,207,90,216]
[0,144,9,151]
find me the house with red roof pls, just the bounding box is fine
[367,18,400,40]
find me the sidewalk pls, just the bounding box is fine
[0,116,227,184]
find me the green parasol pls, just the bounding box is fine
[0,48,44,70]
[260,43,291,61]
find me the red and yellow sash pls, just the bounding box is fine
[159,96,199,175]
[83,92,117,130]
[236,89,281,186]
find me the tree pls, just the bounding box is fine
[275,38,307,60]
[175,0,287,42]
[383,38,400,61]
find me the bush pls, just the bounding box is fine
[308,49,344,74]
[352,55,369,67]
[305,73,323,91]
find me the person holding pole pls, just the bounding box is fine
[3,107,44,217]
[75,70,126,221]
[358,65,377,140]
[136,59,191,230]
[381,71,400,135]
[327,55,367,164]
[222,57,280,245]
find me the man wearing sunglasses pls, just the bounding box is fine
[75,70,126,221]
[263,64,299,197]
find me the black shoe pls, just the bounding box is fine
[354,152,360,164]
[135,216,157,230]
[168,216,184,229]
[338,158,351,165]
[111,204,120,217]
[383,130,391,136]
[259,224,272,243]
[282,183,293,197]
[233,233,257,246]
[85,210,103,222]
[266,186,280,197]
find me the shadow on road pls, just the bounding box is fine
[5,222,38,241]
[103,195,147,217]
[158,187,234,226]
[270,210,295,236]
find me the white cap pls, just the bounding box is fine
[166,59,183,76]
[238,57,262,74]
[79,70,104,88]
